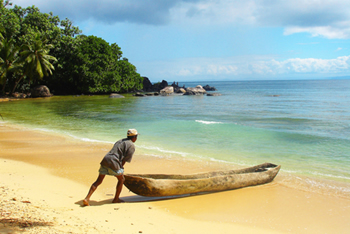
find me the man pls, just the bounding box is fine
[83,129,138,206]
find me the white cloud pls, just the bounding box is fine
[171,0,350,38]
[284,24,350,39]
[12,0,350,38]
[268,56,350,74]
[170,0,257,25]
[138,55,350,80]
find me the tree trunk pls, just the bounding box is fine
[10,74,25,95]
[1,82,6,96]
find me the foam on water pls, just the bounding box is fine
[195,120,224,125]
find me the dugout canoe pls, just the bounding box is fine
[124,162,281,197]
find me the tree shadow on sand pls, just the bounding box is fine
[0,217,54,232]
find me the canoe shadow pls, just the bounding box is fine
[121,194,193,203]
[75,193,208,207]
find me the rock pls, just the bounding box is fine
[142,77,170,92]
[31,85,52,97]
[160,86,174,96]
[203,85,217,91]
[171,81,186,93]
[207,93,222,96]
[133,92,146,97]
[19,93,27,98]
[176,88,186,94]
[109,93,125,98]
[153,80,169,92]
[184,85,207,95]
[142,77,153,92]
[11,92,26,98]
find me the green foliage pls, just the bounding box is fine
[18,34,57,79]
[0,38,18,93]
[0,0,143,95]
[59,35,142,94]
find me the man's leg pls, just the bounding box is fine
[83,174,105,206]
[112,174,125,203]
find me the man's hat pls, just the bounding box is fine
[127,129,138,137]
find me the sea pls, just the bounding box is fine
[1,79,350,198]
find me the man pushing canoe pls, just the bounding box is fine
[83,129,138,206]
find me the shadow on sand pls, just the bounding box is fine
[75,193,193,207]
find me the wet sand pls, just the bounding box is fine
[1,124,349,233]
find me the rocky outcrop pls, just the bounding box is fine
[184,85,207,95]
[170,82,186,93]
[31,85,52,97]
[143,77,169,92]
[109,93,125,98]
[160,86,174,96]
[153,80,169,92]
[141,78,218,96]
[142,77,154,92]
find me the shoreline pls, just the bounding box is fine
[2,121,350,199]
[1,123,350,233]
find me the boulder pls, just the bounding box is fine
[109,93,125,98]
[31,85,52,97]
[176,88,186,94]
[207,93,222,96]
[142,77,169,92]
[153,80,169,92]
[142,77,153,92]
[11,92,27,98]
[160,86,174,96]
[203,85,217,91]
[133,92,146,97]
[184,85,207,95]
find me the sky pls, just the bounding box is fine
[11,0,350,82]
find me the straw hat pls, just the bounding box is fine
[127,129,138,137]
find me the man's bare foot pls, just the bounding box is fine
[83,199,90,206]
[112,198,125,203]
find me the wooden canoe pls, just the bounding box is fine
[124,162,281,197]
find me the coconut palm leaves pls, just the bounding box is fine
[11,34,57,93]
[20,35,57,79]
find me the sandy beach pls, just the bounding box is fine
[1,124,350,233]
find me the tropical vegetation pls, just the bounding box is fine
[0,0,143,96]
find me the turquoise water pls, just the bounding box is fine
[1,79,350,195]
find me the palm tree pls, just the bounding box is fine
[0,38,18,95]
[11,34,57,94]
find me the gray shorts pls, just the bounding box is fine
[99,165,124,176]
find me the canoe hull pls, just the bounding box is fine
[124,163,281,197]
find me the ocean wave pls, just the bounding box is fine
[30,127,114,144]
[138,145,192,158]
[279,168,350,181]
[65,133,113,144]
[278,173,350,198]
[310,171,350,181]
[195,120,223,125]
